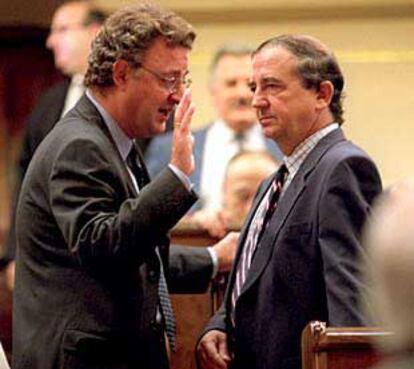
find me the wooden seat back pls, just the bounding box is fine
[301,321,392,369]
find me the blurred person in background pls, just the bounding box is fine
[362,181,414,369]
[192,150,280,237]
[3,0,106,291]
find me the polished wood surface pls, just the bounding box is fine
[301,320,393,369]
[170,221,227,369]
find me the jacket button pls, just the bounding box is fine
[150,318,161,332]
[148,270,157,283]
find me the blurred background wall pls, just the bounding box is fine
[0,0,414,247]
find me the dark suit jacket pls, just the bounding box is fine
[5,80,159,262]
[202,129,382,369]
[13,95,199,369]
[145,124,283,203]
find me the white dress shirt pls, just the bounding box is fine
[200,119,267,211]
[61,74,85,117]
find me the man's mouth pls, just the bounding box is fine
[158,108,172,119]
[259,115,276,125]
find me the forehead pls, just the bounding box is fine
[213,54,252,80]
[52,3,88,26]
[142,37,189,70]
[252,46,298,80]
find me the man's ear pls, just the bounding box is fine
[316,80,334,110]
[112,59,132,90]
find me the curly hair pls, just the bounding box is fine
[84,3,196,88]
[254,34,345,125]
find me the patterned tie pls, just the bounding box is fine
[156,250,177,351]
[230,164,287,325]
[127,143,176,350]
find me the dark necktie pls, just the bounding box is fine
[230,164,288,325]
[126,144,148,189]
[126,143,176,350]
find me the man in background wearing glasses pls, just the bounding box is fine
[12,4,238,369]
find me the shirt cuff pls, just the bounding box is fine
[168,164,192,192]
[207,247,219,279]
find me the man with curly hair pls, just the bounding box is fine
[13,4,238,369]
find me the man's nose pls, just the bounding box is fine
[46,33,54,49]
[252,91,266,109]
[169,84,185,104]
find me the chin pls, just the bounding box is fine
[153,121,166,135]
[263,127,278,141]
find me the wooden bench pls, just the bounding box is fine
[301,321,392,369]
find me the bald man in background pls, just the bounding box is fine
[194,151,280,237]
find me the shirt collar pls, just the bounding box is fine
[284,123,339,183]
[85,89,133,161]
[71,74,84,86]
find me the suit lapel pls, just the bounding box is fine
[225,176,274,302]
[73,95,139,196]
[238,129,347,297]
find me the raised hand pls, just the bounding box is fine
[170,89,195,176]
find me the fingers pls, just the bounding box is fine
[170,88,195,176]
[217,336,232,364]
[197,331,230,369]
[175,89,194,132]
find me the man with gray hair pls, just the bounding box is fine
[197,34,382,369]
[13,4,239,369]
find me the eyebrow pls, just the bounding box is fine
[261,76,283,84]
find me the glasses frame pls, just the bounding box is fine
[138,64,192,93]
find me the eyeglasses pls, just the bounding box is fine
[138,64,192,93]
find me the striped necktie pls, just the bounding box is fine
[230,164,287,325]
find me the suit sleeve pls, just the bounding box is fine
[318,156,382,326]
[49,138,197,266]
[167,245,213,294]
